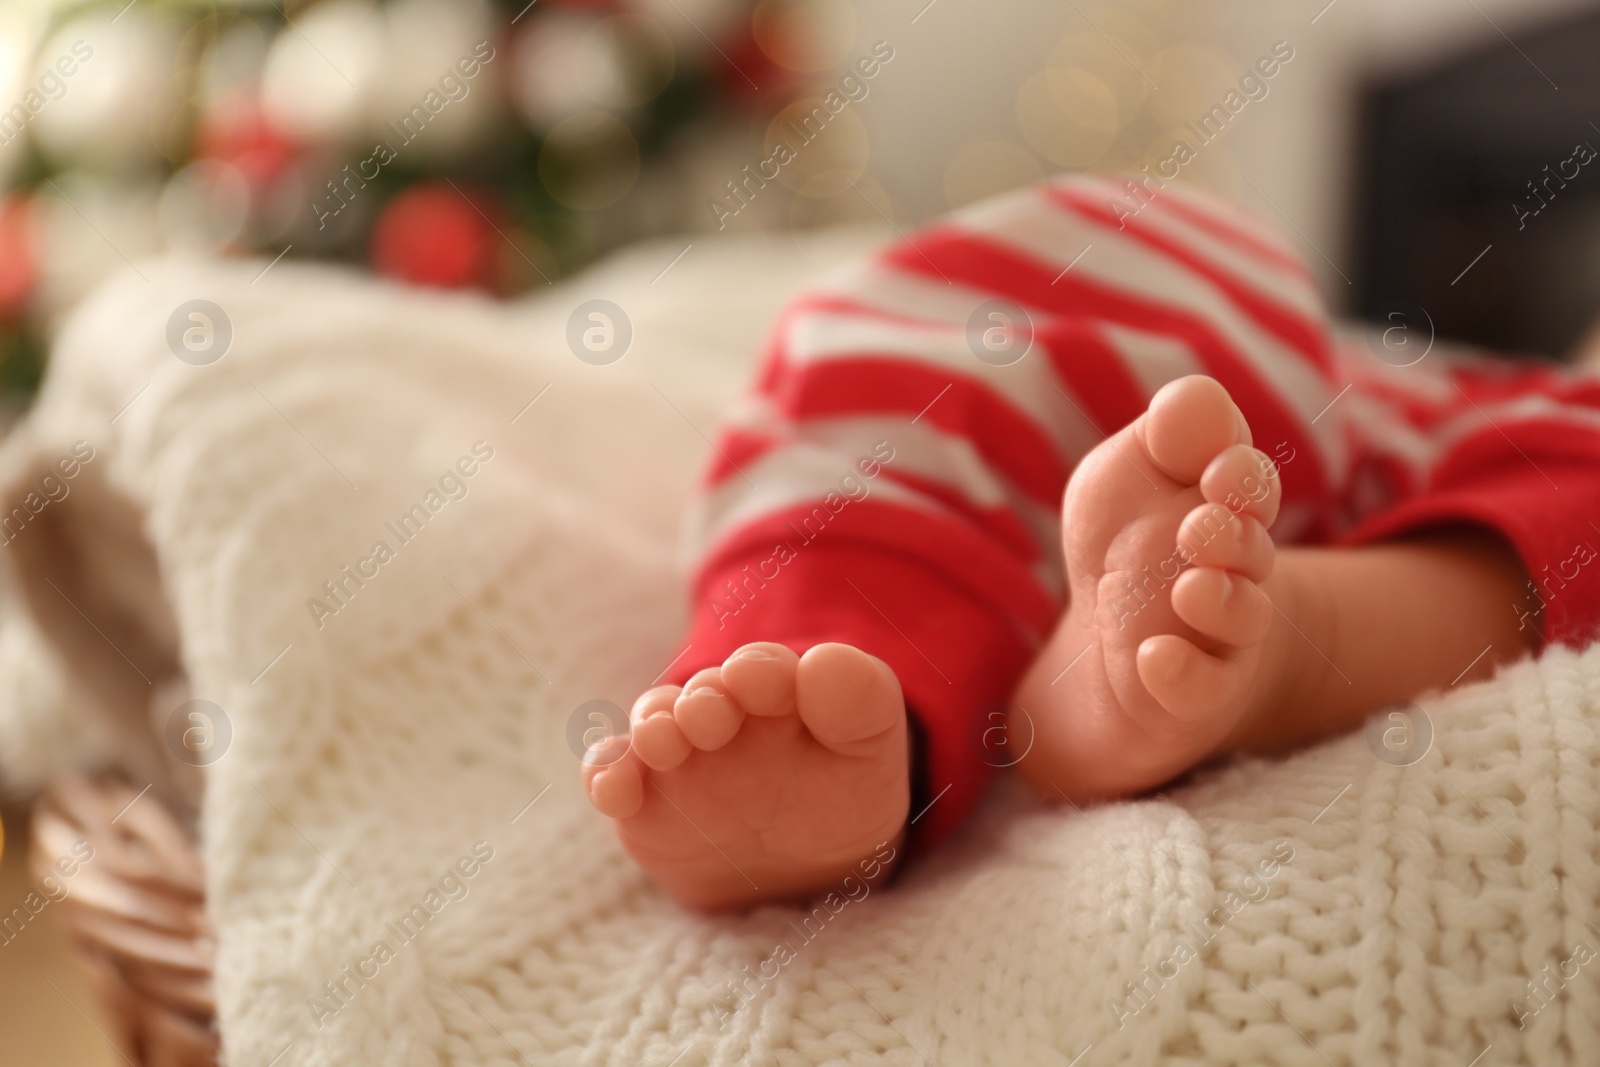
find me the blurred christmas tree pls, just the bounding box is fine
[0,0,807,399]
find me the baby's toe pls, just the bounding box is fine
[674,670,746,750]
[719,642,800,717]
[1170,568,1272,648]
[585,746,645,819]
[1200,444,1281,527]
[1140,376,1250,484]
[1176,503,1275,581]
[795,643,904,756]
[631,686,692,771]
[1135,633,1239,724]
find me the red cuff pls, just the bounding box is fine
[667,526,1051,847]
[1339,427,1600,648]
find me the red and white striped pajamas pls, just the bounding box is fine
[666,173,1600,845]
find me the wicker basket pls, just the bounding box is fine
[29,775,218,1067]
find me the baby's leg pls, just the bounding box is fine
[1014,375,1536,800]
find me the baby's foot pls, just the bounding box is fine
[583,642,908,911]
[1016,376,1293,800]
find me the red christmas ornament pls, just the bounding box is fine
[369,182,501,291]
[0,196,38,320]
[195,95,300,193]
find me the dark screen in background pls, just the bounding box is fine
[1354,4,1600,360]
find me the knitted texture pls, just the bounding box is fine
[0,234,1597,1066]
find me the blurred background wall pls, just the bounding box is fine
[0,0,1597,412]
[829,0,1600,353]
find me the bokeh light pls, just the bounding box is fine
[1015,70,1117,169]
[1049,32,1152,130]
[586,14,677,108]
[33,13,183,170]
[260,0,382,142]
[197,19,269,109]
[752,0,857,73]
[1148,43,1240,130]
[158,159,251,253]
[765,95,870,196]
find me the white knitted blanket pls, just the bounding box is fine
[2,232,1598,1067]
